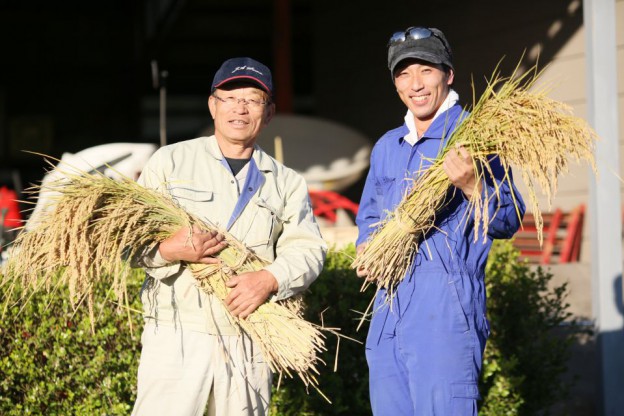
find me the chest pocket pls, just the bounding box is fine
[248,197,285,249]
[168,186,216,223]
[375,176,396,216]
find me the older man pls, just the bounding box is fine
[355,27,524,415]
[132,57,327,416]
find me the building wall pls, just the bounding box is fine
[513,0,624,262]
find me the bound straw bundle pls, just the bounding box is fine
[352,66,597,296]
[2,165,331,392]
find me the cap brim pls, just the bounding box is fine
[212,75,271,94]
[390,50,449,74]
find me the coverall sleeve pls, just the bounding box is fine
[130,148,183,279]
[263,173,327,301]
[478,155,525,239]
[355,146,381,247]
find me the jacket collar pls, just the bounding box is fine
[204,135,277,173]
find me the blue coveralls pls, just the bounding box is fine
[356,104,524,415]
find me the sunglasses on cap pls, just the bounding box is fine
[388,27,452,57]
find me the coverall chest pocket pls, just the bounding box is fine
[375,176,396,214]
[250,197,285,248]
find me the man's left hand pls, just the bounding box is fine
[443,144,482,199]
[225,270,279,319]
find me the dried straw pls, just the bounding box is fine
[2,163,333,394]
[352,64,598,298]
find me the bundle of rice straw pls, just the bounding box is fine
[352,65,598,298]
[2,164,335,396]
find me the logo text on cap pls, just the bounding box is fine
[232,66,264,75]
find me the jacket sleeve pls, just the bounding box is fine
[263,173,327,301]
[131,148,184,280]
[479,155,525,239]
[355,145,381,247]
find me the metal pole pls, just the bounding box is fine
[151,60,168,148]
[584,0,624,414]
[159,70,168,148]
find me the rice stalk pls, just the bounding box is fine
[352,63,598,299]
[1,163,335,392]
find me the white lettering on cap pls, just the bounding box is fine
[232,65,264,75]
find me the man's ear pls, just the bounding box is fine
[263,103,275,126]
[446,68,455,86]
[208,96,216,119]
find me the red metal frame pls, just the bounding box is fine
[513,204,585,264]
[540,208,563,264]
[560,204,585,263]
[308,190,359,223]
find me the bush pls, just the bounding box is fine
[270,245,374,416]
[0,270,143,415]
[479,240,589,415]
[0,241,585,414]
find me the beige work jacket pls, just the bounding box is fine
[136,136,327,334]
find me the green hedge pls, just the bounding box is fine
[480,241,589,415]
[269,247,375,415]
[0,272,143,415]
[0,241,585,414]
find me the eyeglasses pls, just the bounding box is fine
[212,94,268,111]
[388,27,452,57]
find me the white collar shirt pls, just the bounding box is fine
[403,89,459,146]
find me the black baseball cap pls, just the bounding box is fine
[387,27,454,75]
[211,57,273,95]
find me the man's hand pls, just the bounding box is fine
[158,225,227,264]
[443,144,482,199]
[225,270,279,319]
[355,243,376,281]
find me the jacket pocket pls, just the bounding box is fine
[374,176,395,214]
[167,186,215,223]
[248,197,285,247]
[168,186,214,203]
[451,382,480,399]
[448,278,470,333]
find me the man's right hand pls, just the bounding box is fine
[158,225,227,264]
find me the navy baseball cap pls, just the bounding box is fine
[388,27,453,75]
[211,57,273,95]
